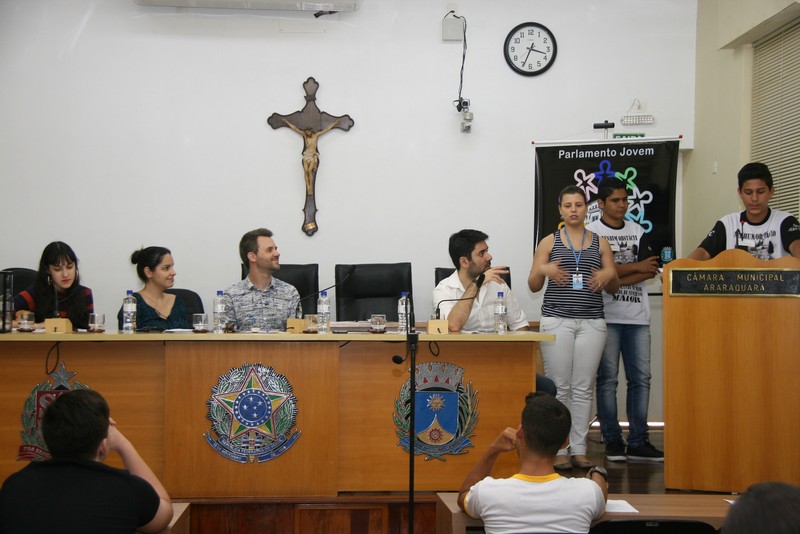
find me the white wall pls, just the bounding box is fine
[0,0,697,333]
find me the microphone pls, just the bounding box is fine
[53,281,60,318]
[433,295,476,320]
[293,265,357,317]
[736,215,746,248]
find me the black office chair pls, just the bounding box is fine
[334,262,412,321]
[1,267,37,295]
[165,288,204,327]
[590,519,718,533]
[434,266,512,288]
[273,264,319,316]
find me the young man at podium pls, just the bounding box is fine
[687,162,800,260]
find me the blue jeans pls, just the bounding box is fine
[596,323,651,449]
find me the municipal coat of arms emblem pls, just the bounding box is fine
[393,361,478,460]
[205,362,300,463]
[17,362,88,461]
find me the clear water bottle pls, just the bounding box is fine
[122,290,137,334]
[494,291,507,334]
[397,292,409,334]
[317,290,330,334]
[213,290,225,334]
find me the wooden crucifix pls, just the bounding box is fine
[268,77,354,236]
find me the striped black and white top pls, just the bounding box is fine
[541,230,605,319]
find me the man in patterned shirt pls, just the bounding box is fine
[221,228,300,332]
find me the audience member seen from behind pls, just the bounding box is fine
[220,228,300,332]
[117,246,187,331]
[687,162,800,260]
[0,389,173,533]
[458,392,607,534]
[13,241,93,330]
[722,482,800,534]
[528,185,619,471]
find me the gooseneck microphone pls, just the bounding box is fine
[53,281,60,318]
[433,295,476,320]
[293,265,357,317]
[736,214,747,249]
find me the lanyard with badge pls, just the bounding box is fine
[564,228,586,290]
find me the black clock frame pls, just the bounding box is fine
[503,22,558,77]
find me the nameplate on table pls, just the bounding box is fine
[669,268,800,297]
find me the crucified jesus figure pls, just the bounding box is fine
[282,117,340,196]
[268,77,354,236]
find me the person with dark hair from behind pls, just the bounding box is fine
[117,246,188,331]
[687,162,800,260]
[722,482,800,534]
[458,392,607,533]
[220,227,300,332]
[13,241,94,330]
[0,389,173,533]
[432,229,557,396]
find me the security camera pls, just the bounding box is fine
[460,110,473,134]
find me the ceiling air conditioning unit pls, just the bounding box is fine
[133,0,358,11]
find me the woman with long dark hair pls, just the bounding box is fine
[13,241,93,330]
[117,246,187,330]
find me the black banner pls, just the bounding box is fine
[534,139,680,255]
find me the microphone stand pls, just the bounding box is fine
[405,294,418,534]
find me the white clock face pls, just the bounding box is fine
[504,22,557,76]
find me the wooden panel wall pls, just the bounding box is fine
[337,341,536,491]
[0,341,165,481]
[186,501,436,534]
[163,341,339,497]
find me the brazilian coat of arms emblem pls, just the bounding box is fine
[393,361,479,461]
[17,362,88,461]
[205,362,300,463]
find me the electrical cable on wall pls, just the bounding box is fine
[444,10,472,133]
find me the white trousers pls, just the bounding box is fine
[539,316,607,456]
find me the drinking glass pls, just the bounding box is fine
[193,313,209,333]
[88,312,105,333]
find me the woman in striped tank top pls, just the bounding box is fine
[528,185,619,471]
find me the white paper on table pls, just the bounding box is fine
[605,500,640,513]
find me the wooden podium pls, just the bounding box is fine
[662,249,800,492]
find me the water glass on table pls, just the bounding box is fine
[193,313,209,333]
[88,312,105,333]
[370,314,387,333]
[18,311,36,333]
[303,314,318,334]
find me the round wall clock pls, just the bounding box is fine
[503,22,558,76]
